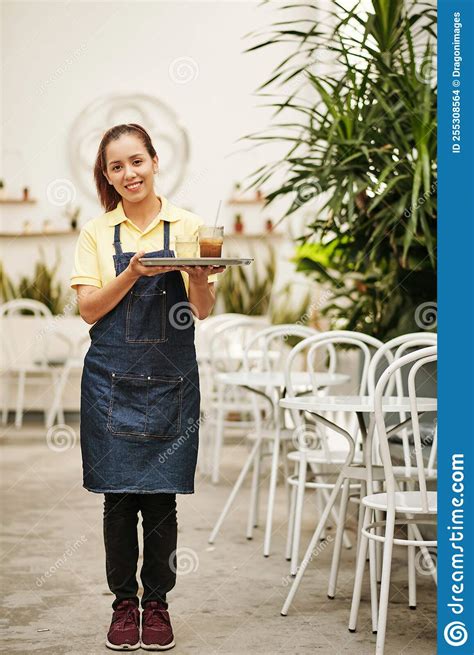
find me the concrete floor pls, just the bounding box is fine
[1,420,436,654]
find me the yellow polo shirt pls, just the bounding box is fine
[70,195,218,294]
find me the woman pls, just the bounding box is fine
[70,123,224,651]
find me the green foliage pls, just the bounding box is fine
[215,244,276,315]
[270,281,313,327]
[0,249,78,315]
[245,0,437,339]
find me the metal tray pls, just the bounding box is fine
[139,257,254,267]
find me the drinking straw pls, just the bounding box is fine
[213,199,222,229]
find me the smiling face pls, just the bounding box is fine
[104,133,158,202]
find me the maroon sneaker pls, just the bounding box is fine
[141,601,175,651]
[106,599,140,651]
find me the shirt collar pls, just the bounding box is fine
[107,194,179,226]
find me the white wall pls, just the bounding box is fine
[1,0,313,295]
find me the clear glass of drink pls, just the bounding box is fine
[198,226,224,257]
[174,234,199,258]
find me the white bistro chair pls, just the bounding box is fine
[0,299,71,427]
[199,315,270,481]
[209,324,322,556]
[349,346,437,655]
[282,331,385,582]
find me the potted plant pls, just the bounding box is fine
[244,0,437,339]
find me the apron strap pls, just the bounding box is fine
[113,223,123,256]
[163,220,170,251]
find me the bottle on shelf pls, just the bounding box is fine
[265,218,274,233]
[234,213,244,234]
[0,180,5,200]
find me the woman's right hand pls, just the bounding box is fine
[126,250,181,279]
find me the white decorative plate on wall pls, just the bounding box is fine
[69,93,190,201]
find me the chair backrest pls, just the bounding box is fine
[285,330,385,398]
[367,332,437,396]
[0,299,52,318]
[0,300,53,369]
[242,324,318,373]
[208,316,270,373]
[374,346,437,512]
[195,313,265,361]
[368,333,437,469]
[283,331,386,454]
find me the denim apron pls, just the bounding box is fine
[79,220,200,494]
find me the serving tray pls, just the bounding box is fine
[139,257,254,267]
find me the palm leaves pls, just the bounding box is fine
[244,0,436,338]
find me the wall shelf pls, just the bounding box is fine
[227,232,285,238]
[227,198,266,206]
[0,198,37,204]
[0,230,77,238]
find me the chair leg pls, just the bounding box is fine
[281,470,345,616]
[209,437,261,544]
[407,524,416,609]
[246,438,262,539]
[316,488,327,540]
[263,422,282,557]
[281,440,292,512]
[211,383,225,484]
[46,367,68,428]
[196,412,209,475]
[321,485,352,550]
[327,477,350,598]
[290,456,307,576]
[348,505,371,632]
[15,370,26,428]
[253,441,264,528]
[356,480,367,555]
[1,373,9,425]
[375,509,396,655]
[285,474,297,562]
[368,528,379,633]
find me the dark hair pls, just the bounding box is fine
[93,123,157,212]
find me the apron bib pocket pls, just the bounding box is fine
[125,286,167,343]
[107,371,183,438]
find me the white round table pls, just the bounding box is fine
[209,371,350,557]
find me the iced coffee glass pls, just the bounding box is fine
[198,226,224,257]
[175,234,199,258]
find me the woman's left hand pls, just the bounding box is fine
[179,265,226,284]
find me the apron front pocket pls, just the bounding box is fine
[108,372,183,438]
[125,286,167,343]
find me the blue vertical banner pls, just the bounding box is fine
[438,1,474,653]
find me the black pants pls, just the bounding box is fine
[103,492,177,610]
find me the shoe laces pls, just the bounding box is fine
[143,603,170,627]
[113,602,138,629]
